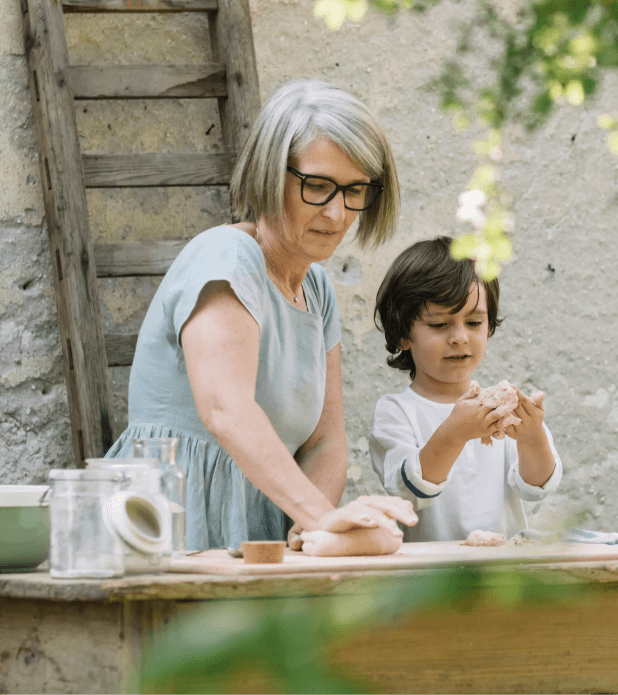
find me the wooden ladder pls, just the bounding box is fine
[20,0,260,466]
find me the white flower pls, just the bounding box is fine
[457,189,487,229]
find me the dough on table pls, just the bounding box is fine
[300,527,403,557]
[462,529,507,546]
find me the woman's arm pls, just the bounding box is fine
[181,281,335,532]
[294,343,347,507]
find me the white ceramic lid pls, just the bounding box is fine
[104,491,171,554]
[0,485,50,507]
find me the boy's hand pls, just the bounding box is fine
[445,387,508,445]
[503,387,546,444]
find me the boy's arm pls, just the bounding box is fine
[504,389,559,488]
[369,396,449,510]
[369,391,505,507]
[419,389,510,484]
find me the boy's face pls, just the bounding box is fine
[402,283,490,399]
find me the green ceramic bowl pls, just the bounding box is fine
[0,485,50,573]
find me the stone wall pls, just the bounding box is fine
[2,0,617,531]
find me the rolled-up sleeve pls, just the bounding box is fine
[507,424,563,501]
[369,395,452,510]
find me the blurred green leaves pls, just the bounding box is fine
[141,565,588,694]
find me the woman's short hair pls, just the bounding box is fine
[374,236,503,380]
[230,79,400,247]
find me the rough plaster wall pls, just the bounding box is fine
[0,0,73,484]
[253,0,618,531]
[1,0,617,532]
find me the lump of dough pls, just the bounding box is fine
[300,528,402,557]
[469,379,521,445]
[462,529,507,546]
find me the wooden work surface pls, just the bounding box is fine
[2,541,618,603]
[170,540,618,575]
[2,551,618,694]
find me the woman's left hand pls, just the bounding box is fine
[319,495,417,536]
[288,522,304,551]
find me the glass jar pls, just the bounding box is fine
[86,459,172,574]
[86,458,161,496]
[48,469,125,579]
[132,438,186,558]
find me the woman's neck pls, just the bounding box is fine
[255,222,309,300]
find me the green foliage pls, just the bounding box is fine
[141,565,588,693]
[410,0,618,131]
[313,0,618,277]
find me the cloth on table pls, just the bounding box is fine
[517,528,618,544]
[105,226,341,552]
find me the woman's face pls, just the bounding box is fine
[281,136,370,263]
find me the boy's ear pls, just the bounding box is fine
[399,338,411,351]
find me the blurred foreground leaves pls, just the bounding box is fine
[141,565,588,694]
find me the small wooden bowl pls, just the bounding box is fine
[241,541,286,564]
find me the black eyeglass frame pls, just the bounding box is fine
[286,166,384,211]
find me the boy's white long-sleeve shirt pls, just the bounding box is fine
[369,387,563,543]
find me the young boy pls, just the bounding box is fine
[369,236,562,542]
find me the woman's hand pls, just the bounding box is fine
[292,496,416,556]
[301,527,403,557]
[318,495,417,536]
[288,522,304,551]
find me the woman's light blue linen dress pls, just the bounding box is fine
[105,225,341,551]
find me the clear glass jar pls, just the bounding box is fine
[86,459,172,574]
[48,469,125,579]
[132,438,186,558]
[86,458,161,495]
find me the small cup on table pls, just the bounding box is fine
[241,541,286,564]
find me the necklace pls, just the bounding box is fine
[256,226,300,303]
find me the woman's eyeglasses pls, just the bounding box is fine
[287,166,384,211]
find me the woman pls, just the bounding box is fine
[106,80,416,553]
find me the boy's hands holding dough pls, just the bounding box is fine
[503,387,546,444]
[503,387,556,488]
[299,495,418,557]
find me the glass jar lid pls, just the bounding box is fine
[48,468,126,482]
[86,458,159,470]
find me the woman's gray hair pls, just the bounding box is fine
[230,80,400,247]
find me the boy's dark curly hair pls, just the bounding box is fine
[374,236,503,380]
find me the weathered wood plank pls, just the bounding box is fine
[94,241,188,276]
[62,0,218,12]
[209,0,261,152]
[71,64,226,99]
[21,0,117,464]
[83,152,235,186]
[105,333,138,367]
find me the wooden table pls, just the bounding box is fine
[2,549,618,693]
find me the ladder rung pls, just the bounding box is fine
[71,65,226,99]
[83,152,235,187]
[105,333,138,367]
[63,0,218,12]
[94,240,188,276]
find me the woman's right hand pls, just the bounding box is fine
[317,495,417,536]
